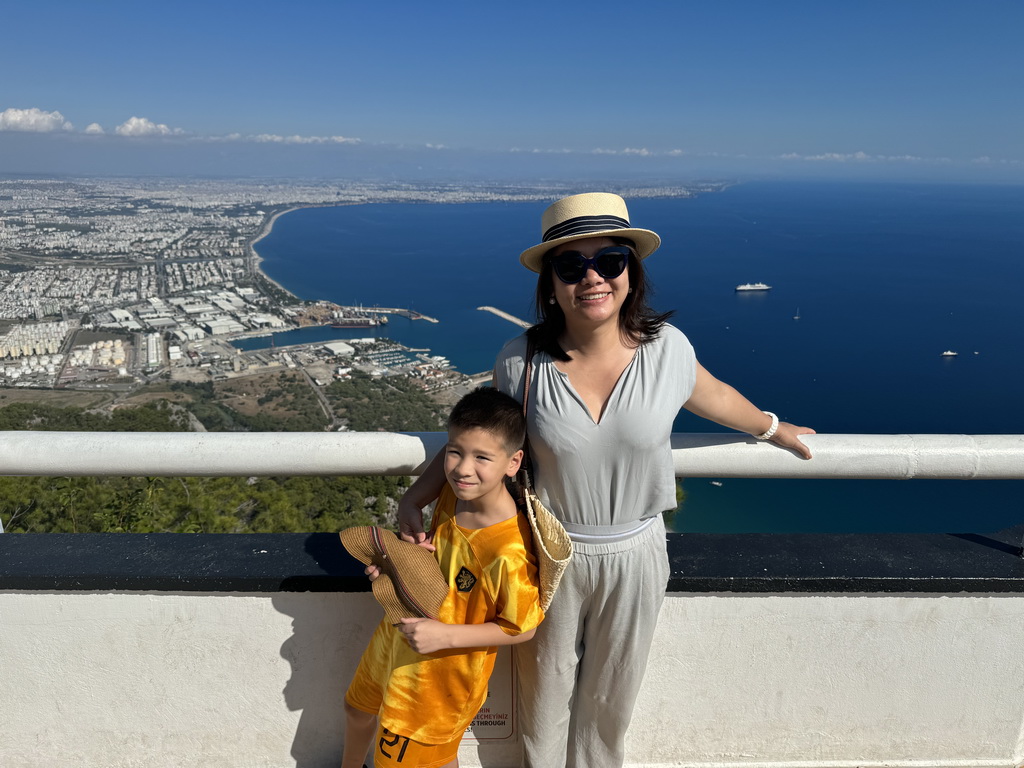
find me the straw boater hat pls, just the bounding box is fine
[519,192,662,273]
[339,527,449,624]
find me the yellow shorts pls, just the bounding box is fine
[372,724,460,768]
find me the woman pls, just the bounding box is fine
[399,192,814,768]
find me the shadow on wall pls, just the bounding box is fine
[269,532,526,768]
[273,536,379,768]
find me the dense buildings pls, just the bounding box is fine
[0,176,718,392]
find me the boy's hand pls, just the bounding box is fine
[397,497,435,552]
[396,617,450,655]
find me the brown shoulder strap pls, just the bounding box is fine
[521,337,535,415]
[518,339,536,489]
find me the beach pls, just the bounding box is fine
[247,202,360,299]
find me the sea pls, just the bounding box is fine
[241,181,1024,534]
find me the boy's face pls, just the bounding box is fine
[444,426,523,504]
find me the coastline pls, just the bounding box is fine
[246,205,303,299]
[246,202,359,300]
[242,187,724,304]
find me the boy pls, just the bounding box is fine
[342,387,544,768]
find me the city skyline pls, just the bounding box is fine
[2,0,1023,181]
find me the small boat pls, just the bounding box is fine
[941,350,958,357]
[709,480,723,487]
[793,307,801,320]
[735,282,771,291]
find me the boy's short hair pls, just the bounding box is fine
[448,387,526,457]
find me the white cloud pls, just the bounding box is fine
[590,147,653,156]
[84,123,105,135]
[310,135,360,145]
[0,107,73,132]
[199,133,245,143]
[195,131,363,145]
[784,151,872,162]
[115,116,183,137]
[509,147,572,154]
[780,150,944,164]
[779,151,866,162]
[249,133,359,145]
[816,151,871,162]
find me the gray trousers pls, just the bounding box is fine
[516,517,670,768]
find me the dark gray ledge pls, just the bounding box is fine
[1,529,1022,594]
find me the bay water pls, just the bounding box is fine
[247,181,1024,534]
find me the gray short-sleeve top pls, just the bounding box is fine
[494,323,697,529]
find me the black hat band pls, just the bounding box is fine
[543,214,630,243]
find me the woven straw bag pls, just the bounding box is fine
[519,340,573,613]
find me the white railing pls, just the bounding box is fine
[0,431,1021,479]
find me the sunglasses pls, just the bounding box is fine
[549,245,632,284]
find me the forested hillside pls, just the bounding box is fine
[0,371,449,533]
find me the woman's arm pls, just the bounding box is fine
[396,448,447,550]
[684,363,815,459]
[395,617,537,655]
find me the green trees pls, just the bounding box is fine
[169,378,330,432]
[0,401,188,432]
[0,373,432,534]
[0,475,410,533]
[326,372,446,432]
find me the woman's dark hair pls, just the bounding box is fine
[526,237,674,361]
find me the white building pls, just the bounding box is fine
[323,342,355,357]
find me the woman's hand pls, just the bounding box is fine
[364,564,381,582]
[397,496,435,552]
[396,617,451,654]
[770,422,816,459]
[685,364,815,460]
[396,448,449,551]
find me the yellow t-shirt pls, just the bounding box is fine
[346,484,544,744]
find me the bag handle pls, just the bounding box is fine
[518,338,536,490]
[522,337,534,416]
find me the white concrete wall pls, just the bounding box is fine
[633,594,1024,767]
[2,590,1022,768]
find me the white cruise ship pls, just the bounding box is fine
[735,282,771,291]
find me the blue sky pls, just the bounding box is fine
[2,0,1023,181]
